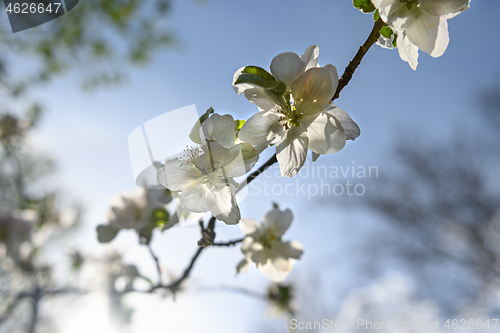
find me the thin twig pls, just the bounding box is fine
[332,18,385,101]
[147,246,205,294]
[28,287,41,333]
[0,293,26,325]
[212,238,244,247]
[193,285,266,300]
[237,154,278,193]
[0,288,86,327]
[147,244,162,286]
[165,247,204,293]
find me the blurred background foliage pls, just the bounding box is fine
[0,0,178,331]
[1,0,500,332]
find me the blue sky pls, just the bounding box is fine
[11,0,500,331]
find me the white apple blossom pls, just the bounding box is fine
[234,45,360,177]
[236,207,303,282]
[96,187,172,243]
[157,113,259,225]
[372,0,470,70]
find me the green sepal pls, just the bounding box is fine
[150,208,170,229]
[189,107,215,143]
[241,65,276,82]
[235,66,287,95]
[235,73,286,96]
[235,119,246,139]
[380,26,394,39]
[353,0,375,14]
[392,33,398,48]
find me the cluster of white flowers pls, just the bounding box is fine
[142,46,356,280]
[236,206,303,282]
[157,113,259,225]
[96,188,172,244]
[233,45,360,177]
[373,0,470,69]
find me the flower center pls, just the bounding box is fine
[180,145,203,163]
[400,0,418,10]
[259,231,280,249]
[198,169,238,189]
[277,98,306,129]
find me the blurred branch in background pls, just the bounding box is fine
[0,0,183,331]
[0,111,83,332]
[362,79,500,314]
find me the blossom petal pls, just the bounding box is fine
[323,64,339,95]
[377,34,396,49]
[206,183,239,222]
[302,112,346,155]
[262,208,293,237]
[270,255,291,271]
[273,240,304,260]
[199,113,236,148]
[405,9,448,58]
[291,68,334,116]
[238,111,284,146]
[397,32,419,70]
[157,159,202,191]
[179,182,210,213]
[222,143,259,178]
[247,243,268,266]
[276,126,308,177]
[324,104,360,141]
[420,0,470,18]
[232,67,258,95]
[239,218,261,235]
[375,0,412,31]
[243,88,280,112]
[259,258,292,282]
[241,237,255,255]
[195,141,239,172]
[300,45,319,71]
[236,259,251,274]
[215,203,241,225]
[270,52,306,89]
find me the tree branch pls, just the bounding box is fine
[147,244,162,286]
[0,293,27,325]
[237,154,278,194]
[154,247,205,295]
[212,238,244,247]
[332,18,385,101]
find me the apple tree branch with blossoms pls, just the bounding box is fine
[96,0,471,299]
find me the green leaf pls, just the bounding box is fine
[380,26,394,39]
[373,9,379,21]
[189,107,215,143]
[235,66,287,95]
[353,0,375,14]
[392,33,398,48]
[241,65,276,82]
[199,107,215,125]
[96,225,119,243]
[234,73,286,95]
